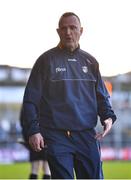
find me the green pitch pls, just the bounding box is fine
[103,161,131,179]
[0,161,131,179]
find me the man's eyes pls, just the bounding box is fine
[70,26,77,30]
[61,26,77,31]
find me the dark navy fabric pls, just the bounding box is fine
[42,128,103,179]
[21,46,116,136]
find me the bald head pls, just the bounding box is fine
[58,12,81,27]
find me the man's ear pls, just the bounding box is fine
[80,27,83,35]
[56,28,60,35]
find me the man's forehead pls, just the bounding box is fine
[59,15,81,27]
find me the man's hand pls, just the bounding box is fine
[29,133,44,152]
[95,118,113,140]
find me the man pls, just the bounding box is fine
[21,12,117,179]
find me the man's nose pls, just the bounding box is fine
[66,28,71,35]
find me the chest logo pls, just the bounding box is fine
[56,67,66,73]
[82,66,88,73]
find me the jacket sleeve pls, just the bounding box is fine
[20,55,45,138]
[95,63,117,125]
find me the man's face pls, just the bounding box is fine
[57,15,83,51]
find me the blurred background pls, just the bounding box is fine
[0,0,131,178]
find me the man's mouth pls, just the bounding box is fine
[66,37,72,42]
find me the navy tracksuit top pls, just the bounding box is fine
[21,46,116,137]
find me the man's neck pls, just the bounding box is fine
[58,43,79,52]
